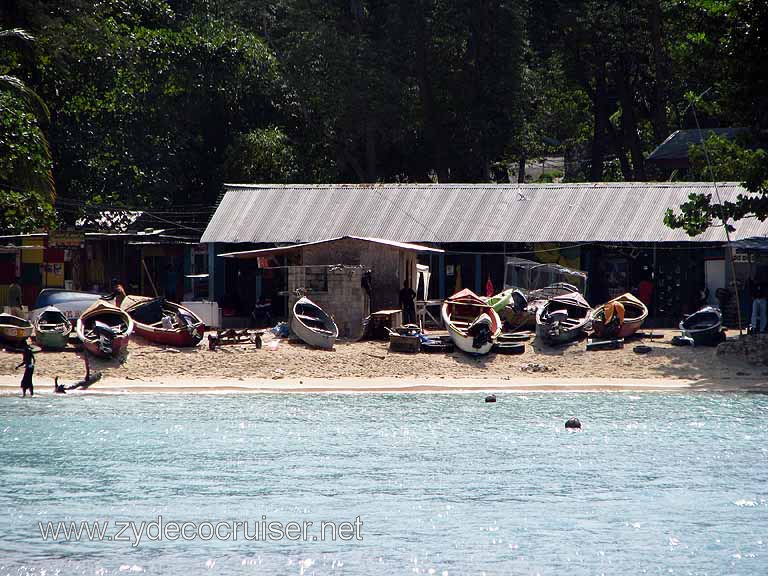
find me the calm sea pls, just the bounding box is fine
[1,392,766,575]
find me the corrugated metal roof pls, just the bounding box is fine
[201,182,766,244]
[221,236,444,258]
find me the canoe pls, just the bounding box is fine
[441,289,501,355]
[680,306,724,346]
[121,295,205,347]
[590,293,648,339]
[290,297,338,350]
[34,306,72,350]
[30,289,103,324]
[76,301,134,358]
[536,292,592,345]
[0,313,33,346]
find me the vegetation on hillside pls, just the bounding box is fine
[0,0,766,233]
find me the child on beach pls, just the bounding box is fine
[16,344,35,397]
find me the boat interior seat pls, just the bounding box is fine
[296,313,323,322]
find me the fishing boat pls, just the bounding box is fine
[441,289,501,355]
[76,301,134,358]
[29,288,103,324]
[33,306,72,350]
[0,313,33,347]
[536,292,592,345]
[290,297,339,350]
[680,306,724,346]
[590,293,648,339]
[121,296,205,347]
[485,288,514,313]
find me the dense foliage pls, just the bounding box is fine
[0,0,766,233]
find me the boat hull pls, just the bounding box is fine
[535,292,592,345]
[133,323,205,347]
[35,331,70,350]
[290,297,338,350]
[30,289,103,324]
[442,289,501,355]
[121,297,205,347]
[0,314,33,346]
[680,306,723,346]
[591,293,648,339]
[34,307,73,350]
[76,302,134,358]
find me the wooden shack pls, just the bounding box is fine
[221,236,443,338]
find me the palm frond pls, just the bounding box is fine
[0,75,50,123]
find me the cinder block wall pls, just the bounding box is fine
[287,266,368,339]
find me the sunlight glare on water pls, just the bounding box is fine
[0,392,766,575]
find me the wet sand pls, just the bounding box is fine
[0,329,765,394]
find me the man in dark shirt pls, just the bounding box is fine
[16,343,35,397]
[399,281,417,326]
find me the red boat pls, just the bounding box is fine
[76,301,134,358]
[121,296,205,347]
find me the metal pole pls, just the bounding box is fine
[142,258,159,298]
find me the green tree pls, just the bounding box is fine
[0,27,56,232]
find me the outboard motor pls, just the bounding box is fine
[510,290,528,312]
[469,323,492,349]
[93,320,117,355]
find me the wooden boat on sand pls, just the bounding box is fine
[30,288,103,324]
[290,297,338,350]
[485,289,515,313]
[121,295,205,347]
[590,293,648,339]
[536,292,592,345]
[680,306,724,346]
[34,306,72,350]
[441,289,501,355]
[76,301,134,358]
[0,313,33,347]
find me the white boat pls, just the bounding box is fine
[290,297,338,350]
[441,289,501,355]
[0,313,33,347]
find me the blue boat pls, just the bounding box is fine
[30,289,104,324]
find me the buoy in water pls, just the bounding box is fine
[565,417,581,429]
[485,394,497,403]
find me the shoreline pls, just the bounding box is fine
[1,374,766,395]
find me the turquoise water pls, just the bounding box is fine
[1,392,767,575]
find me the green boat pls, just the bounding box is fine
[34,306,72,350]
[485,289,515,312]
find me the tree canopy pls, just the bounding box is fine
[0,0,765,233]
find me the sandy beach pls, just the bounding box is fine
[1,329,766,394]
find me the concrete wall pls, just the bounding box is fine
[287,265,369,339]
[300,238,417,312]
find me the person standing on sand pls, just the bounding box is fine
[750,279,767,334]
[16,343,35,397]
[104,278,127,307]
[8,277,23,317]
[399,280,417,326]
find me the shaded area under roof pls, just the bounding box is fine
[201,182,765,245]
[221,236,444,259]
[647,128,748,163]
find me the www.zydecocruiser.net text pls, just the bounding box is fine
[37,516,363,547]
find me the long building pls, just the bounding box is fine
[200,182,768,327]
